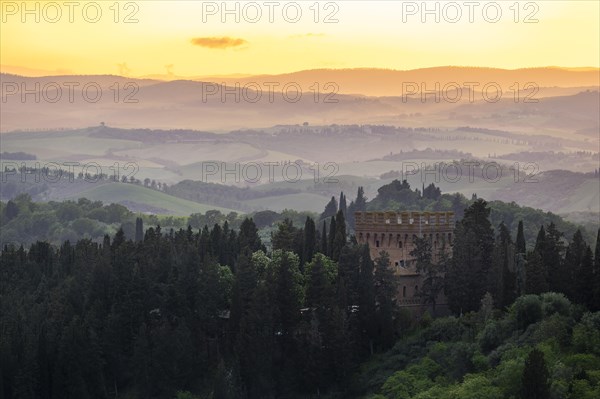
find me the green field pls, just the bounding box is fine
[68,182,239,215]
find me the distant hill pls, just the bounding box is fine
[1,67,598,131]
[211,66,600,96]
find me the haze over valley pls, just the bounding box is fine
[1,2,599,398]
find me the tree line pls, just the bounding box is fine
[0,209,403,398]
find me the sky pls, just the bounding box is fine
[1,0,599,77]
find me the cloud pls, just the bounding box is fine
[191,37,248,49]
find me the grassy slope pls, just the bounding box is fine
[68,183,239,215]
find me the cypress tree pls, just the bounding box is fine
[564,229,587,300]
[593,229,600,310]
[302,217,316,265]
[238,218,263,252]
[320,196,338,221]
[373,251,397,350]
[446,199,495,314]
[355,187,367,212]
[525,250,548,294]
[516,220,526,255]
[358,244,376,355]
[521,349,550,399]
[320,221,328,256]
[339,192,347,217]
[544,222,565,293]
[492,222,516,308]
[328,217,336,258]
[332,210,347,261]
[230,250,257,342]
[135,217,144,242]
[533,225,546,255]
[575,246,594,308]
[272,219,298,253]
[338,245,361,307]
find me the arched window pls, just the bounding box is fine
[415,285,419,295]
[398,241,403,248]
[403,286,407,297]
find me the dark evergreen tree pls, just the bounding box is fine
[339,192,347,217]
[320,220,328,256]
[575,246,594,308]
[3,200,19,221]
[338,245,361,308]
[521,349,550,399]
[357,244,377,355]
[373,251,397,350]
[302,217,317,266]
[492,223,516,308]
[516,220,526,255]
[422,183,442,200]
[320,196,338,221]
[593,228,600,310]
[303,253,351,396]
[564,229,588,301]
[331,210,347,261]
[533,225,546,255]
[410,236,444,312]
[525,250,548,294]
[135,217,144,242]
[346,187,367,231]
[354,186,367,212]
[238,218,263,252]
[544,222,565,294]
[230,250,258,343]
[328,217,337,259]
[271,219,299,253]
[446,199,495,314]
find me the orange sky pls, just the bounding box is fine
[1,0,599,77]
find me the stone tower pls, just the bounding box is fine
[355,211,454,313]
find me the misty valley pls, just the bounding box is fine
[1,2,599,399]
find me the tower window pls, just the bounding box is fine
[403,286,407,297]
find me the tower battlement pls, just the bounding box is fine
[355,211,454,230]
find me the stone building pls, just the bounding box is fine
[355,211,454,313]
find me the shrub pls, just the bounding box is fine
[449,374,503,399]
[512,295,543,330]
[422,317,466,342]
[478,320,504,353]
[541,292,571,318]
[532,314,571,347]
[573,312,600,355]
